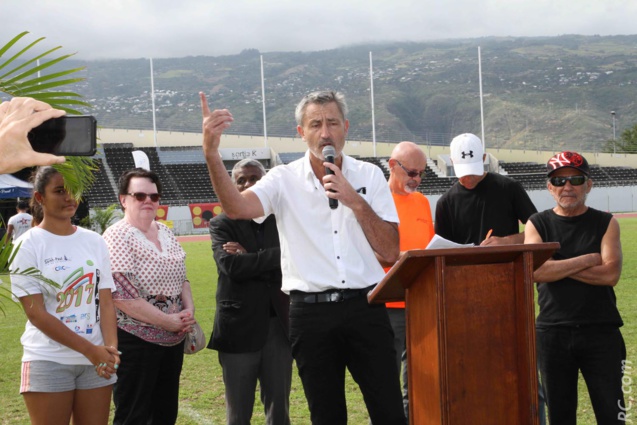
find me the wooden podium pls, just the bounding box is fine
[368,243,558,425]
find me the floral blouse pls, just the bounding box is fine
[103,219,187,346]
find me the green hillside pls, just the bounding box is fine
[66,35,637,151]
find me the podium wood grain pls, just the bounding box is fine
[368,243,558,425]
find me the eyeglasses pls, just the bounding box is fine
[127,192,161,202]
[549,175,588,187]
[395,160,426,179]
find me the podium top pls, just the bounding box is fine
[367,242,559,304]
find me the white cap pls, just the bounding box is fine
[450,133,484,178]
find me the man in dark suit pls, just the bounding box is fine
[208,158,292,425]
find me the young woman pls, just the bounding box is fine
[11,166,120,425]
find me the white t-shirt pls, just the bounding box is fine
[8,212,33,241]
[11,226,115,365]
[250,151,399,293]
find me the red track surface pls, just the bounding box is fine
[177,234,211,242]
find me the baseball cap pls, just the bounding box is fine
[546,151,590,176]
[450,133,485,178]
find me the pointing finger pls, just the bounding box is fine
[199,92,210,116]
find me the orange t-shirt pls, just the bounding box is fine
[385,192,435,308]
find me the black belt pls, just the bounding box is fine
[290,285,375,304]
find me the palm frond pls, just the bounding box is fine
[0,32,43,72]
[8,78,86,96]
[0,32,87,115]
[53,157,99,201]
[0,49,77,83]
[1,32,98,197]
[25,91,83,99]
[0,31,98,313]
[5,68,85,89]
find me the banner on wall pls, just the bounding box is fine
[155,205,169,221]
[189,203,223,228]
[158,220,174,228]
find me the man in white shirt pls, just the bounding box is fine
[7,200,33,242]
[200,90,406,424]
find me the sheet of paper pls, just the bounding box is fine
[425,234,475,250]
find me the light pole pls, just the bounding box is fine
[611,111,616,154]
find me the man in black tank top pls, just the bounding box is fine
[525,151,625,425]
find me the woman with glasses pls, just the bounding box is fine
[11,166,119,425]
[103,168,197,425]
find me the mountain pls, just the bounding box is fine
[66,34,637,151]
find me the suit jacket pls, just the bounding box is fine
[207,213,289,353]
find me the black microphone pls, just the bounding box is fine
[322,145,338,210]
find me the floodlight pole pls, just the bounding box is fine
[261,55,268,148]
[478,47,486,152]
[150,58,158,148]
[611,111,616,154]
[369,51,377,157]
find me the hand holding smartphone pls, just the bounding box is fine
[28,115,97,156]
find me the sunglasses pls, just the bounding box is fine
[127,192,161,202]
[549,175,588,187]
[395,160,426,179]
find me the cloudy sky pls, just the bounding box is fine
[2,0,635,60]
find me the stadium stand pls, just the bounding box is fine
[85,158,118,206]
[498,161,547,190]
[85,147,637,209]
[88,144,221,207]
[278,152,304,164]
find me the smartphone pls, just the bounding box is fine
[28,115,97,156]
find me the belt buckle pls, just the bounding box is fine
[329,291,343,302]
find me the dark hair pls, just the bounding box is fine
[29,166,61,226]
[17,200,29,210]
[117,168,162,196]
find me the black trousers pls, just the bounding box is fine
[290,295,406,425]
[537,326,626,425]
[113,329,185,425]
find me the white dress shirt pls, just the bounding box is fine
[251,151,398,294]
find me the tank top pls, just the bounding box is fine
[530,207,623,327]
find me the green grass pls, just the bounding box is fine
[1,218,636,424]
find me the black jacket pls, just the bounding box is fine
[207,214,289,353]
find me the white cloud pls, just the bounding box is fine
[1,0,635,59]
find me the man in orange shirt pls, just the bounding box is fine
[383,141,435,421]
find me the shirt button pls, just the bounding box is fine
[334,230,338,234]
[337,256,340,259]
[341,280,345,284]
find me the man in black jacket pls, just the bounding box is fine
[208,158,292,425]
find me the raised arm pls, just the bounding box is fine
[200,92,264,219]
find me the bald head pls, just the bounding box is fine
[388,141,427,195]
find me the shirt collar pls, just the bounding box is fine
[302,149,353,183]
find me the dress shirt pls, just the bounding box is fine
[251,151,398,293]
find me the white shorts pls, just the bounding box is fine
[20,360,117,393]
